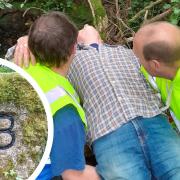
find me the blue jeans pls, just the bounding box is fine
[93,114,180,180]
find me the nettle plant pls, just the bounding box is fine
[0,0,12,9]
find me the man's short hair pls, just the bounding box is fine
[143,40,180,65]
[28,11,78,67]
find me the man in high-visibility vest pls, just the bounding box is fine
[133,21,180,131]
[24,11,99,180]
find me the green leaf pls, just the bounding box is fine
[5,2,12,8]
[173,7,180,15]
[9,169,16,176]
[0,4,4,9]
[170,16,178,25]
[163,3,171,9]
[20,3,24,8]
[3,171,9,177]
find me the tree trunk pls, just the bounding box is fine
[87,0,108,33]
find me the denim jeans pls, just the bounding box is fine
[93,114,180,180]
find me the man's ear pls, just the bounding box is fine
[150,59,160,73]
[176,59,180,68]
[70,43,77,55]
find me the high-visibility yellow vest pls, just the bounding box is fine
[156,69,180,120]
[141,66,180,131]
[25,63,87,128]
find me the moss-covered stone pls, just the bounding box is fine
[0,71,47,179]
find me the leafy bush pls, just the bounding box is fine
[163,0,180,25]
[40,0,73,11]
[11,0,93,29]
[128,0,165,29]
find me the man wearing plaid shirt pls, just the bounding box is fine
[8,25,180,180]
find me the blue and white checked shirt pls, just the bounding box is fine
[68,44,162,143]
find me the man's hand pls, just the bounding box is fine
[62,165,100,180]
[14,36,36,68]
[78,25,103,45]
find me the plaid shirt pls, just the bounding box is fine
[68,44,162,142]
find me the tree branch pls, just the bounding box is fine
[129,0,163,23]
[116,17,135,34]
[87,0,96,24]
[144,9,172,24]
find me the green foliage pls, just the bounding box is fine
[128,0,165,31]
[163,0,180,25]
[66,3,93,28]
[11,0,93,28]
[0,0,12,9]
[128,0,179,31]
[88,0,107,30]
[0,66,14,73]
[21,0,73,11]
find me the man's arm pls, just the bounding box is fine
[10,25,102,67]
[51,104,99,180]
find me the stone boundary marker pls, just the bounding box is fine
[0,59,53,180]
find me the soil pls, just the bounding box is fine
[0,8,42,57]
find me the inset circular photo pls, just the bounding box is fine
[0,59,53,180]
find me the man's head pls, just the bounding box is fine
[133,21,180,79]
[28,11,78,68]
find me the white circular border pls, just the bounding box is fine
[0,58,54,180]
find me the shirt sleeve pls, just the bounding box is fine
[5,45,16,61]
[50,104,86,177]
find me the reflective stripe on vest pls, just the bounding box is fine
[45,86,67,104]
[45,86,84,115]
[160,81,173,112]
[147,75,159,92]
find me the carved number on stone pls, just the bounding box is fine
[0,114,15,150]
